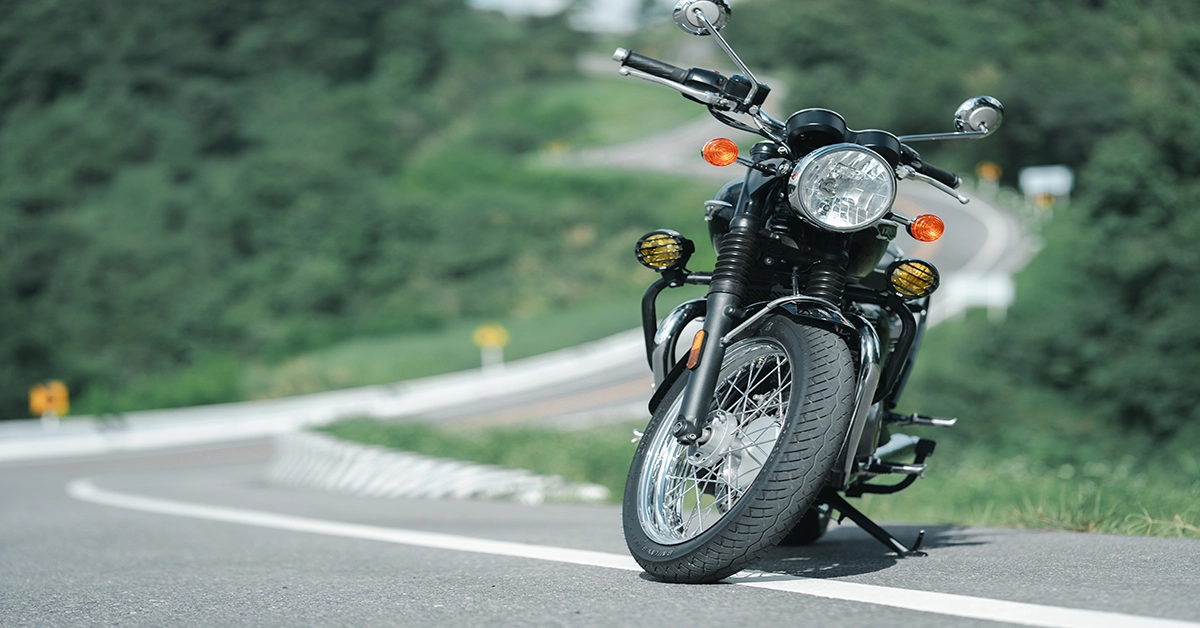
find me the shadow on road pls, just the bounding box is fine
[749,524,988,579]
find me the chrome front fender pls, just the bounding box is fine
[650,298,706,387]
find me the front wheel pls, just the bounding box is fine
[623,316,856,583]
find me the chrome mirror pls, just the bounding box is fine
[954,96,1004,136]
[899,95,1005,143]
[674,0,730,35]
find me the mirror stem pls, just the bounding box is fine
[692,8,760,107]
[897,129,989,143]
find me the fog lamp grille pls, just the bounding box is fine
[887,259,940,299]
[636,230,693,271]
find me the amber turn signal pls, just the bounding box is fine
[686,330,707,369]
[907,214,945,242]
[702,138,739,167]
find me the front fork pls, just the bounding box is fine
[672,213,762,444]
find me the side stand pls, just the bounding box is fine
[820,489,926,557]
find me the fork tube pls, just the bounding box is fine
[673,204,770,443]
[672,291,741,443]
[673,158,785,444]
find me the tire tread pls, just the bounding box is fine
[624,318,856,583]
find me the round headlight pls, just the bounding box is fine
[787,143,897,232]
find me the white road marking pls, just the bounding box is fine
[68,478,1198,628]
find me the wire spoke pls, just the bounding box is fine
[639,341,793,544]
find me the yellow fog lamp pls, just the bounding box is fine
[635,230,694,271]
[886,259,940,300]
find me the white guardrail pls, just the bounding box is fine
[0,329,646,463]
[1,272,1013,465]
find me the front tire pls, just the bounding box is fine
[623,316,856,583]
[778,504,831,546]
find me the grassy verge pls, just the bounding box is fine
[242,288,707,399]
[317,417,641,498]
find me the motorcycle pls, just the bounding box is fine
[617,0,1003,583]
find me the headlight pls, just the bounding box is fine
[787,143,896,232]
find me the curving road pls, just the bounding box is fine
[5,74,1194,627]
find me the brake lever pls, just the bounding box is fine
[896,165,969,205]
[616,65,735,109]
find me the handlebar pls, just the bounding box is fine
[914,160,960,189]
[613,47,728,109]
[613,48,689,84]
[613,48,785,144]
[900,144,961,189]
[614,48,965,192]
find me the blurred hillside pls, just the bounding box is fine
[729,0,1200,440]
[4,0,1200,445]
[0,1,704,417]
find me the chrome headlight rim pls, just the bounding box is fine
[787,143,897,233]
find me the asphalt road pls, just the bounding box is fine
[3,442,1198,627]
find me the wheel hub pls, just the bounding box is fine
[686,410,736,467]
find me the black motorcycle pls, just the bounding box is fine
[618,0,1003,583]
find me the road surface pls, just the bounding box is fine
[3,443,1198,627]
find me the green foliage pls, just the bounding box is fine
[727,0,1199,177]
[75,353,245,416]
[0,1,593,417]
[982,20,1200,437]
[728,0,1200,438]
[877,314,1200,536]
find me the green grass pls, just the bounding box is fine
[317,417,641,498]
[430,74,705,156]
[242,284,707,399]
[540,76,705,148]
[856,454,1200,537]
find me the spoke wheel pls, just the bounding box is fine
[623,316,855,583]
[638,340,790,544]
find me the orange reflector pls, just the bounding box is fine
[908,214,945,242]
[686,330,707,369]
[702,138,739,167]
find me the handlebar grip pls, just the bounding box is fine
[613,48,689,84]
[916,161,961,189]
[899,143,961,189]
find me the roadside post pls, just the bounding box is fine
[29,380,69,431]
[472,323,510,373]
[976,161,1002,196]
[1018,165,1074,213]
